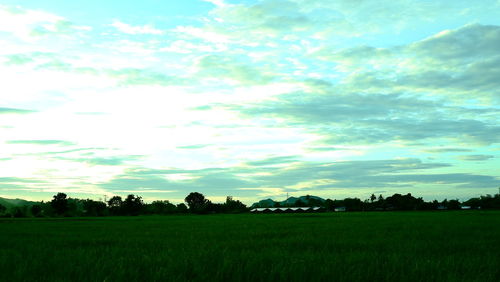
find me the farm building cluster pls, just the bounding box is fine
[250,207,326,213]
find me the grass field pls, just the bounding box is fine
[1,211,499,282]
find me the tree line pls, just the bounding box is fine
[255,193,500,212]
[0,191,499,218]
[0,192,247,218]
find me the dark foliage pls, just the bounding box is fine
[146,200,177,215]
[185,192,211,214]
[122,195,144,216]
[2,190,499,218]
[82,199,107,216]
[176,203,188,213]
[107,196,123,215]
[224,196,248,213]
[30,205,42,217]
[51,193,69,216]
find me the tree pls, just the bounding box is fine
[294,199,306,207]
[147,200,176,215]
[122,194,143,216]
[185,192,210,213]
[176,203,188,213]
[108,196,123,215]
[343,198,363,211]
[31,205,42,217]
[82,199,107,216]
[370,194,376,203]
[0,203,6,215]
[51,193,69,216]
[447,199,461,210]
[224,196,247,213]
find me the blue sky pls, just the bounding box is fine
[0,0,499,204]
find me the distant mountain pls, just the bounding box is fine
[0,197,38,209]
[251,195,325,208]
[251,198,276,208]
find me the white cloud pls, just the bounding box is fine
[0,5,63,40]
[0,5,90,41]
[203,0,227,7]
[174,26,230,44]
[111,20,163,35]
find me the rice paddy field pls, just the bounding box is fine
[1,211,499,282]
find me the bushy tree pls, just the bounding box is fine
[324,199,335,211]
[185,192,210,213]
[12,206,28,218]
[176,203,188,213]
[385,193,423,210]
[224,196,247,213]
[294,199,307,207]
[0,203,6,215]
[108,196,123,215]
[447,199,461,210]
[343,198,363,211]
[147,200,177,215]
[31,205,42,217]
[123,194,143,216]
[51,193,69,216]
[82,199,107,216]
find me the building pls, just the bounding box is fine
[250,207,323,213]
[335,207,346,211]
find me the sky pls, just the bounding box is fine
[0,0,499,204]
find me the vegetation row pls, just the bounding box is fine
[1,190,499,218]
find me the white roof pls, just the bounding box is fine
[250,207,323,212]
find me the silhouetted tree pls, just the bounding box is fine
[306,197,324,207]
[66,198,80,217]
[447,199,461,210]
[477,194,500,209]
[324,199,335,211]
[224,196,247,213]
[82,199,107,216]
[294,199,307,207]
[176,203,188,213]
[185,192,210,213]
[343,198,363,211]
[385,193,423,210]
[108,196,123,215]
[51,193,69,216]
[12,206,27,218]
[370,194,376,203]
[0,203,6,215]
[206,202,224,213]
[31,205,42,217]
[147,200,177,214]
[123,194,143,216]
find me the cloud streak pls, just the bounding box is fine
[0,107,36,114]
[6,140,76,146]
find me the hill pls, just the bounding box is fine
[251,195,325,208]
[0,197,38,209]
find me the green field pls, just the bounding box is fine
[1,212,499,281]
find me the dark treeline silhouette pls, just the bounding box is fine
[0,191,499,218]
[0,192,248,217]
[251,192,500,212]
